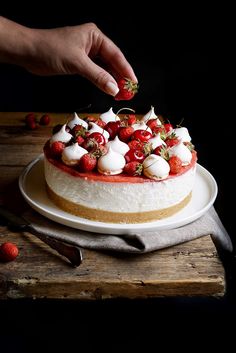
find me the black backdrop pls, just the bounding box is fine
[1,3,234,245]
[0,3,235,352]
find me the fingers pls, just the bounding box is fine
[98,35,138,83]
[78,54,120,96]
[73,24,138,96]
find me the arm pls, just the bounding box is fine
[0,17,137,96]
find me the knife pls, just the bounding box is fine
[0,207,83,267]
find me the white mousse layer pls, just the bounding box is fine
[44,157,196,213]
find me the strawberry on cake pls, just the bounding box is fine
[44,107,197,223]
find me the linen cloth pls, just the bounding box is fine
[22,206,233,253]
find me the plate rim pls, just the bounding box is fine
[18,154,218,234]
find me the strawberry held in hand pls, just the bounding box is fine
[115,78,138,101]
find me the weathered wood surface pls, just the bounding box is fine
[0,113,226,299]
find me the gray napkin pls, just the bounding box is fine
[22,206,233,254]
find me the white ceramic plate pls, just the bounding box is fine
[19,155,218,235]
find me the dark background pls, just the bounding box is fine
[0,3,234,243]
[0,3,235,352]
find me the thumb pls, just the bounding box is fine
[78,55,119,96]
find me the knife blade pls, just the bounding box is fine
[0,207,83,267]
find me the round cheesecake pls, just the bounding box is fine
[44,144,197,223]
[44,108,197,223]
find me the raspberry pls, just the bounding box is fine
[0,242,19,262]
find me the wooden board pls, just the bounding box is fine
[0,229,225,299]
[0,112,226,299]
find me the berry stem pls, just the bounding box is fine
[116,107,135,115]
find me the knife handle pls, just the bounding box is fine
[0,207,28,230]
[0,206,83,267]
[32,232,83,267]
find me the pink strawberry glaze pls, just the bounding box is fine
[44,142,197,184]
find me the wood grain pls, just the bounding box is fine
[0,229,225,299]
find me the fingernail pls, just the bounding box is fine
[106,81,119,96]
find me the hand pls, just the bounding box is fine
[0,17,137,96]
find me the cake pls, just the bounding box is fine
[43,106,197,223]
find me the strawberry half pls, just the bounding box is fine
[168,156,182,174]
[124,161,143,176]
[78,153,97,172]
[115,78,138,101]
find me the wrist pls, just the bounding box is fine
[0,17,38,67]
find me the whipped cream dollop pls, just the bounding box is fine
[62,143,87,166]
[143,154,170,180]
[141,106,162,125]
[97,146,126,175]
[106,135,130,156]
[131,121,152,133]
[173,127,191,143]
[67,112,88,130]
[148,133,166,149]
[50,124,72,145]
[100,107,119,124]
[169,142,192,165]
[88,122,110,142]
